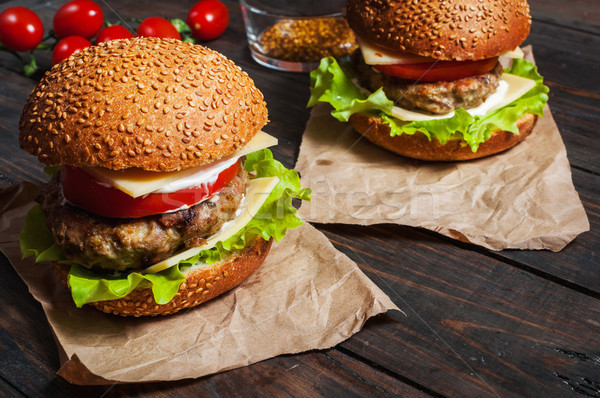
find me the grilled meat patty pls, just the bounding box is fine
[37,161,249,271]
[350,50,502,114]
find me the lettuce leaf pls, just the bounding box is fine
[308,57,549,152]
[20,205,65,263]
[19,149,311,307]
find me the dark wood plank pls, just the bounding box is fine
[0,253,107,397]
[530,0,600,35]
[0,0,70,189]
[0,379,24,398]
[0,66,47,187]
[101,349,430,397]
[318,223,600,398]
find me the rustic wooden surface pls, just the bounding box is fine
[0,0,598,397]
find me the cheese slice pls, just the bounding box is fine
[85,131,278,198]
[389,73,537,122]
[358,37,435,65]
[359,36,524,66]
[142,176,279,274]
[500,47,524,59]
[499,47,525,69]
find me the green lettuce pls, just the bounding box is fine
[308,57,549,152]
[19,149,311,308]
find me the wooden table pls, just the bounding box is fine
[0,0,598,396]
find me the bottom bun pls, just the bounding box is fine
[348,112,537,161]
[52,236,273,317]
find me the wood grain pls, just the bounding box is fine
[530,0,600,35]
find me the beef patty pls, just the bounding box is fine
[350,50,502,114]
[37,161,249,271]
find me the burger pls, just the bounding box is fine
[308,0,549,161]
[18,37,310,316]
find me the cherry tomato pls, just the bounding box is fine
[187,0,229,41]
[52,36,91,64]
[374,57,499,82]
[94,25,134,44]
[0,7,44,52]
[136,17,181,40]
[53,0,104,39]
[61,161,240,218]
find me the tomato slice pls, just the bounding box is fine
[373,57,498,82]
[61,161,240,218]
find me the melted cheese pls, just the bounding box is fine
[84,131,278,198]
[389,73,536,122]
[142,176,279,274]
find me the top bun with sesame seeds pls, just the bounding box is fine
[345,0,531,61]
[19,37,268,172]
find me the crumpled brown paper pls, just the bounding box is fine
[0,182,399,385]
[296,47,589,251]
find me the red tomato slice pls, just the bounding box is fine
[373,57,498,82]
[61,161,240,219]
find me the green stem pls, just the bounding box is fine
[34,43,53,51]
[0,44,38,77]
[23,53,38,77]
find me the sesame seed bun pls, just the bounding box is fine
[19,37,268,172]
[348,112,537,161]
[346,0,531,61]
[52,236,273,317]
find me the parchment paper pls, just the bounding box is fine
[296,48,589,251]
[0,182,399,385]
